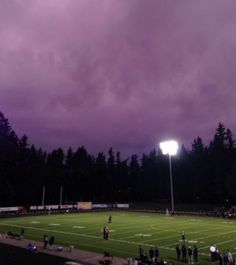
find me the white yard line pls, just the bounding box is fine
[0,223,212,257]
[163,227,226,247]
[121,227,177,240]
[199,237,236,250]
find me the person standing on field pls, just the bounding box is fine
[154,246,159,259]
[181,245,187,262]
[187,246,192,264]
[193,245,198,264]
[139,245,144,259]
[176,245,181,260]
[105,226,109,240]
[108,215,112,223]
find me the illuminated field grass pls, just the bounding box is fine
[1,211,236,264]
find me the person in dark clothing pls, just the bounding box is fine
[210,245,216,262]
[182,231,185,242]
[49,236,55,248]
[149,247,154,261]
[105,226,109,240]
[43,235,49,249]
[218,253,223,265]
[139,245,144,259]
[187,246,192,264]
[103,227,106,239]
[154,246,160,259]
[141,252,148,264]
[181,245,187,262]
[223,251,228,265]
[176,245,181,260]
[193,245,198,264]
[108,215,112,223]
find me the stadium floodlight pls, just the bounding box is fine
[160,140,179,213]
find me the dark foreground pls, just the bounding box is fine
[0,243,68,265]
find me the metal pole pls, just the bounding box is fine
[42,186,45,207]
[59,186,63,206]
[168,154,174,212]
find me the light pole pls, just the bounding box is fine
[160,140,179,213]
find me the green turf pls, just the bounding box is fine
[0,211,235,264]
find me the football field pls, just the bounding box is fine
[1,211,236,264]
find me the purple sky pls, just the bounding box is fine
[0,0,236,156]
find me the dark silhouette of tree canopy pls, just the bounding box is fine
[0,110,236,206]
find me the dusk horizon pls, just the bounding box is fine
[2,110,233,157]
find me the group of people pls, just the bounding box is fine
[175,244,198,264]
[102,215,112,240]
[43,235,55,249]
[137,245,171,265]
[210,244,234,265]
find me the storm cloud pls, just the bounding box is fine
[0,0,236,156]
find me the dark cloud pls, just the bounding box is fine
[0,0,236,156]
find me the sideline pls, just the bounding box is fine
[0,235,127,265]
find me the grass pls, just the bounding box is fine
[0,211,236,264]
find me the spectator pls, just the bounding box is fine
[43,235,49,249]
[139,245,144,259]
[20,228,25,239]
[187,246,192,264]
[210,244,216,262]
[154,246,160,259]
[176,245,181,260]
[193,245,198,264]
[149,247,154,261]
[26,243,37,253]
[228,250,233,265]
[181,245,187,262]
[49,236,55,249]
[223,251,228,265]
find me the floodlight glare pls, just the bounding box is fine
[160,140,178,156]
[159,140,179,213]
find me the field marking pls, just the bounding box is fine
[199,237,236,250]
[73,226,86,229]
[1,223,100,240]
[135,233,152,237]
[163,228,220,247]
[187,240,198,243]
[0,223,175,251]
[84,223,152,234]
[0,223,213,257]
[49,223,61,226]
[30,221,40,224]
[143,231,200,244]
[165,228,236,249]
[120,227,173,240]
[194,230,236,246]
[150,224,178,232]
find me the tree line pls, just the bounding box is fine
[0,111,236,206]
